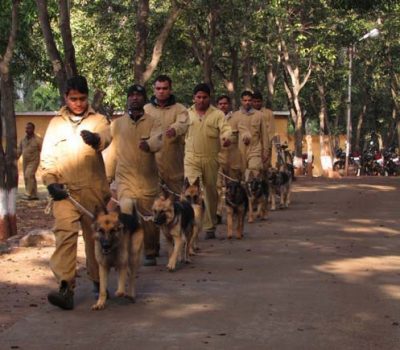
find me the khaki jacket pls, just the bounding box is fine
[41,106,111,197]
[218,112,241,171]
[144,99,188,183]
[260,107,276,140]
[18,134,43,164]
[185,105,232,158]
[106,112,162,198]
[234,108,268,168]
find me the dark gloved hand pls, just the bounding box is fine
[47,183,69,201]
[222,138,232,147]
[139,140,150,152]
[165,127,176,138]
[80,130,100,149]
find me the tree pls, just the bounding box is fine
[0,0,20,240]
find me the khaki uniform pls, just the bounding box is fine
[234,108,269,179]
[144,97,189,194]
[17,133,43,198]
[184,105,232,231]
[41,106,111,286]
[217,112,242,217]
[259,107,276,168]
[105,112,162,257]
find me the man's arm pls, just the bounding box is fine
[168,106,189,138]
[40,119,61,186]
[146,117,163,152]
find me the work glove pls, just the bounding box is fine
[47,183,69,201]
[139,140,150,152]
[165,127,176,138]
[222,138,232,147]
[80,130,100,149]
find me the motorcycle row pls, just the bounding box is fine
[333,145,400,176]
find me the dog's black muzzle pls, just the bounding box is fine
[100,237,113,255]
[153,212,167,226]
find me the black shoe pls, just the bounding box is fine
[92,281,110,300]
[216,214,222,225]
[143,255,157,266]
[205,230,216,240]
[47,280,74,310]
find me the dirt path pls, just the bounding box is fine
[1,177,399,349]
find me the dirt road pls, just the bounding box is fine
[1,177,400,349]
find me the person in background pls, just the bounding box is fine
[17,122,43,200]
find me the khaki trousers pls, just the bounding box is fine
[23,160,39,198]
[50,188,107,286]
[184,154,219,232]
[119,196,159,257]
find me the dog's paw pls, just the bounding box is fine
[167,262,176,272]
[227,234,233,239]
[189,248,197,256]
[115,290,126,298]
[236,235,243,240]
[125,295,136,303]
[91,302,106,311]
[184,258,192,264]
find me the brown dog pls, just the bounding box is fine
[182,177,204,254]
[224,178,248,239]
[91,207,143,310]
[268,167,292,210]
[245,170,269,222]
[152,187,195,271]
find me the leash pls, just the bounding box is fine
[44,194,95,219]
[218,171,240,183]
[159,181,181,198]
[110,197,154,222]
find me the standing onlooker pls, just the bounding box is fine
[41,75,111,310]
[17,122,43,200]
[106,84,162,267]
[184,84,232,239]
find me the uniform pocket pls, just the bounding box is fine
[206,123,219,138]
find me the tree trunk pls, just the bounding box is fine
[134,0,149,84]
[355,100,367,153]
[35,0,68,104]
[0,0,19,241]
[241,38,252,90]
[58,0,78,78]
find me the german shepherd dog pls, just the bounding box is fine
[224,178,248,239]
[152,187,195,271]
[182,177,204,254]
[246,170,269,223]
[92,207,143,310]
[268,166,292,210]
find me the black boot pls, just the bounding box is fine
[47,280,74,310]
[205,230,216,240]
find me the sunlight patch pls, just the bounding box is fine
[315,256,400,283]
[381,285,400,300]
[161,303,219,318]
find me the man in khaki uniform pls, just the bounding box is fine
[234,91,269,179]
[144,75,189,194]
[17,122,43,200]
[106,84,162,267]
[252,91,276,168]
[216,95,242,222]
[41,76,111,310]
[185,84,232,239]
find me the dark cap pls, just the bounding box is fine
[127,84,147,100]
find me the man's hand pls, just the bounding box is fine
[139,140,150,152]
[222,138,231,147]
[80,130,100,149]
[47,183,68,201]
[243,136,250,146]
[165,127,176,138]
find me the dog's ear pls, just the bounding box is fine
[193,177,201,188]
[248,170,254,180]
[183,177,190,190]
[93,205,107,219]
[160,184,170,199]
